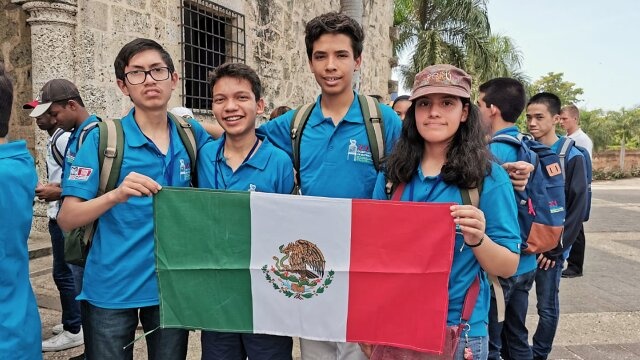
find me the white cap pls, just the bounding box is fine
[170,107,195,119]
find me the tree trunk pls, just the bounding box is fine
[619,137,626,170]
[340,0,363,92]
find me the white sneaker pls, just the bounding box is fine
[42,328,84,352]
[52,324,64,335]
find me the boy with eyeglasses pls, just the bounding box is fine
[57,38,212,359]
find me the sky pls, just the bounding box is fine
[395,0,640,111]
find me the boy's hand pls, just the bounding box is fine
[503,161,534,191]
[536,254,556,270]
[450,204,486,246]
[110,172,161,203]
[35,182,62,202]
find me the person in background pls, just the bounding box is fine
[0,61,42,359]
[391,95,411,120]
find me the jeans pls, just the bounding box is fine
[50,219,82,333]
[532,259,564,359]
[81,302,188,360]
[454,335,488,360]
[201,331,292,360]
[488,269,536,360]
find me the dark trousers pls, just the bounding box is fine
[565,225,585,274]
[201,331,293,360]
[50,219,82,333]
[82,302,188,360]
[532,259,564,360]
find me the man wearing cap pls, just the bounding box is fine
[25,99,84,352]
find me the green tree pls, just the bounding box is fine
[394,0,525,90]
[529,72,584,105]
[579,108,610,153]
[607,107,640,169]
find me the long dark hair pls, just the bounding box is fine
[384,98,491,189]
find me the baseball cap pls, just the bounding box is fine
[22,99,39,110]
[29,79,81,118]
[170,106,195,119]
[409,64,472,101]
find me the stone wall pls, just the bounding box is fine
[1,2,33,152]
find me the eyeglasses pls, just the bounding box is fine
[124,67,171,85]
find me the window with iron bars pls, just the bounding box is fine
[181,0,246,113]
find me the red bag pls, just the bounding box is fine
[369,276,480,360]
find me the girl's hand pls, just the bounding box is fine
[450,204,486,246]
[358,343,373,358]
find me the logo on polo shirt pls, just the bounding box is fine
[69,166,93,181]
[179,159,191,181]
[248,184,256,192]
[346,139,373,165]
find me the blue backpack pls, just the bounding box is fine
[557,136,592,221]
[490,134,566,254]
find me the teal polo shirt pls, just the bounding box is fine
[257,92,402,199]
[61,108,211,308]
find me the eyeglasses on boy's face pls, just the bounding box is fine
[124,67,171,85]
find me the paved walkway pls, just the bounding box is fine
[30,178,640,359]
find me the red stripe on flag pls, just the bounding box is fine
[346,200,455,352]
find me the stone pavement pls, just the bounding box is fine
[30,178,640,359]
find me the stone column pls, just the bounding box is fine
[12,0,78,232]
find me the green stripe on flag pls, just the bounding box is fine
[154,187,253,331]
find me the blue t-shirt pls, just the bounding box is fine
[197,134,294,193]
[490,126,536,275]
[372,162,520,337]
[61,108,211,308]
[0,140,41,358]
[62,114,101,189]
[257,92,402,198]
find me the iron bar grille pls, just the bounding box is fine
[180,0,246,113]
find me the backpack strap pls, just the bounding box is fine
[358,94,385,171]
[168,112,198,186]
[290,102,315,191]
[461,275,481,323]
[97,119,124,195]
[460,182,505,322]
[80,118,123,251]
[387,182,405,201]
[50,128,67,167]
[557,137,574,181]
[78,120,101,151]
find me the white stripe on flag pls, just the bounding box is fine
[250,192,352,341]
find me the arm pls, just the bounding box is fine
[451,204,518,277]
[199,120,224,140]
[544,155,587,262]
[58,172,161,231]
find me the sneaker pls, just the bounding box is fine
[52,323,64,335]
[561,269,583,278]
[42,328,84,352]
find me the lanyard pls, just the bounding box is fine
[143,125,176,185]
[408,175,442,202]
[214,135,260,189]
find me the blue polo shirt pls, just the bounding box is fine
[61,108,211,308]
[490,126,536,275]
[257,92,402,198]
[62,114,101,188]
[197,134,294,193]
[0,141,41,358]
[372,162,520,337]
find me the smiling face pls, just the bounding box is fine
[212,76,264,138]
[116,49,178,111]
[414,93,468,145]
[308,33,361,98]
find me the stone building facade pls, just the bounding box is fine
[2,0,396,229]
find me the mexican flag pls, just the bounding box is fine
[154,188,456,353]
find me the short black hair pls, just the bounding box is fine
[478,78,526,123]
[114,38,175,81]
[305,12,365,60]
[0,62,13,138]
[528,92,561,116]
[392,95,410,109]
[209,62,262,100]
